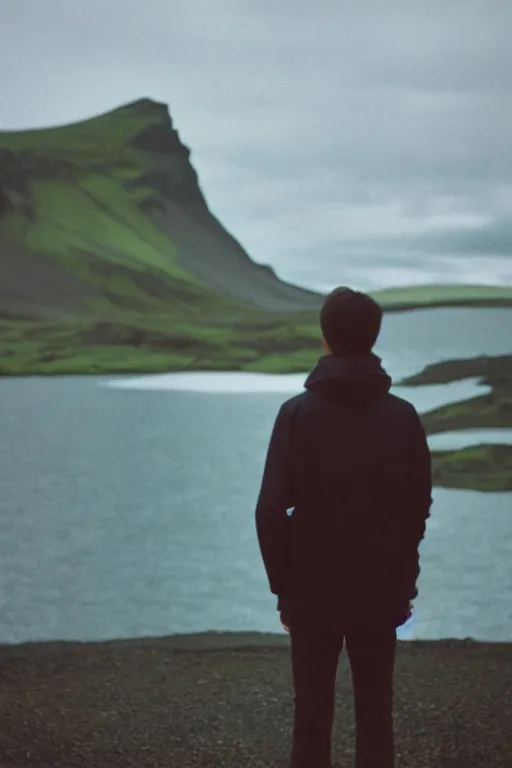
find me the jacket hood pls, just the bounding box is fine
[304,352,392,405]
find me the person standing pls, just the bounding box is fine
[255,287,432,768]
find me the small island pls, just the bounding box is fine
[398,355,512,492]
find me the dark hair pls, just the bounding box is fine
[320,286,383,358]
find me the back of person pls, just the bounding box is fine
[278,351,431,632]
[256,286,432,632]
[255,286,433,768]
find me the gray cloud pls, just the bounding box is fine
[1,0,512,291]
[378,214,512,256]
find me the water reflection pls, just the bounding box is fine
[428,429,512,451]
[106,373,492,424]
[107,370,309,393]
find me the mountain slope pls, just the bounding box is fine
[0,98,323,319]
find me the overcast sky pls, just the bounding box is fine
[2,0,512,292]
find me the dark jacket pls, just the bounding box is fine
[255,351,432,630]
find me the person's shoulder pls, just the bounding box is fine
[278,391,421,423]
[385,391,417,411]
[380,391,422,422]
[278,392,307,415]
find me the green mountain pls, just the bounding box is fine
[0,98,325,320]
[0,98,328,375]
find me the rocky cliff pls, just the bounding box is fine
[0,98,323,320]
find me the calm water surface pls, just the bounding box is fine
[1,307,511,644]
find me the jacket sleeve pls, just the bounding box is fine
[255,402,296,597]
[400,409,433,600]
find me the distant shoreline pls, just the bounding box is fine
[380,297,512,313]
[369,283,512,312]
[1,281,512,379]
[1,295,511,380]
[0,630,509,656]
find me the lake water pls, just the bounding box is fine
[1,307,511,645]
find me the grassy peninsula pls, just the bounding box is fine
[398,355,512,492]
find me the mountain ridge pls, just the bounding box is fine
[0,98,324,318]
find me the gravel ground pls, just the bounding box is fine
[1,632,511,768]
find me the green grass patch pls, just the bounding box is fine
[26,177,195,282]
[431,444,512,492]
[0,99,155,161]
[371,283,512,308]
[398,355,512,389]
[0,312,323,377]
[420,394,512,435]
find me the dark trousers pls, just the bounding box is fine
[288,622,397,768]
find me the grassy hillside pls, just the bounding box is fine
[0,98,323,319]
[0,100,243,318]
[0,98,327,374]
